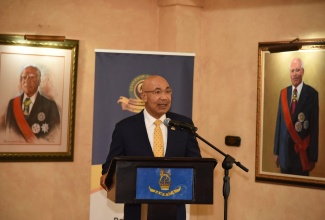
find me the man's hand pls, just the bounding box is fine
[308,162,316,171]
[274,155,280,168]
[100,173,108,191]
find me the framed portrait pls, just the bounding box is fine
[255,38,325,189]
[0,34,78,161]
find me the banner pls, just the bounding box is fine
[90,50,195,220]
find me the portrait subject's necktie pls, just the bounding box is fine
[23,97,32,118]
[153,120,164,157]
[291,87,297,114]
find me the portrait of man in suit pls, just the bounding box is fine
[273,58,319,176]
[5,65,60,144]
[100,75,201,220]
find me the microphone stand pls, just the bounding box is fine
[192,131,249,220]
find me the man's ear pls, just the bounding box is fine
[141,93,147,102]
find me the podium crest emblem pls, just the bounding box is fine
[159,169,171,191]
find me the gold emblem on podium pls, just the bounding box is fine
[159,169,171,191]
[148,168,182,196]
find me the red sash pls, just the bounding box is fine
[281,89,310,171]
[13,97,38,143]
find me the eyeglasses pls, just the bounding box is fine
[21,74,38,81]
[143,88,172,96]
[290,68,303,73]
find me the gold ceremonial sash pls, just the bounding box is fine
[13,97,38,143]
[281,89,310,171]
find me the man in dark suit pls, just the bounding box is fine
[5,65,60,143]
[100,75,201,220]
[274,58,319,176]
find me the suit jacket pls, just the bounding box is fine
[5,92,60,140]
[102,110,201,220]
[274,83,319,172]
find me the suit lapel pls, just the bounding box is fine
[166,127,180,156]
[28,92,42,121]
[165,112,177,156]
[286,86,294,119]
[286,86,292,106]
[133,111,154,156]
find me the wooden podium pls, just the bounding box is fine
[105,156,217,220]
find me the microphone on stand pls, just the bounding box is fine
[163,118,198,132]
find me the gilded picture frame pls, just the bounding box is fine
[255,38,325,189]
[0,34,78,161]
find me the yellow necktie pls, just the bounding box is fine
[23,97,32,116]
[291,87,297,114]
[153,120,164,157]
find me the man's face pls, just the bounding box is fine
[141,76,172,119]
[20,66,41,97]
[290,60,304,87]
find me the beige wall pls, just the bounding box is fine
[1,0,325,219]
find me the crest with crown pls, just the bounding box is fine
[159,169,171,191]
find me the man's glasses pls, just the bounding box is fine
[21,74,38,81]
[143,88,172,96]
[290,68,303,73]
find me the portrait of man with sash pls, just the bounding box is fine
[4,65,61,144]
[274,58,319,176]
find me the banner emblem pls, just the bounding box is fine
[117,74,149,113]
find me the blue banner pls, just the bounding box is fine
[92,50,195,165]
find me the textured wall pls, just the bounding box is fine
[195,0,325,220]
[0,1,158,220]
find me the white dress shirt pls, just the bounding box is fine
[292,82,303,102]
[143,109,167,154]
[22,92,38,114]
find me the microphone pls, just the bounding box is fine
[163,118,198,132]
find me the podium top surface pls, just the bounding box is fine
[111,156,217,164]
